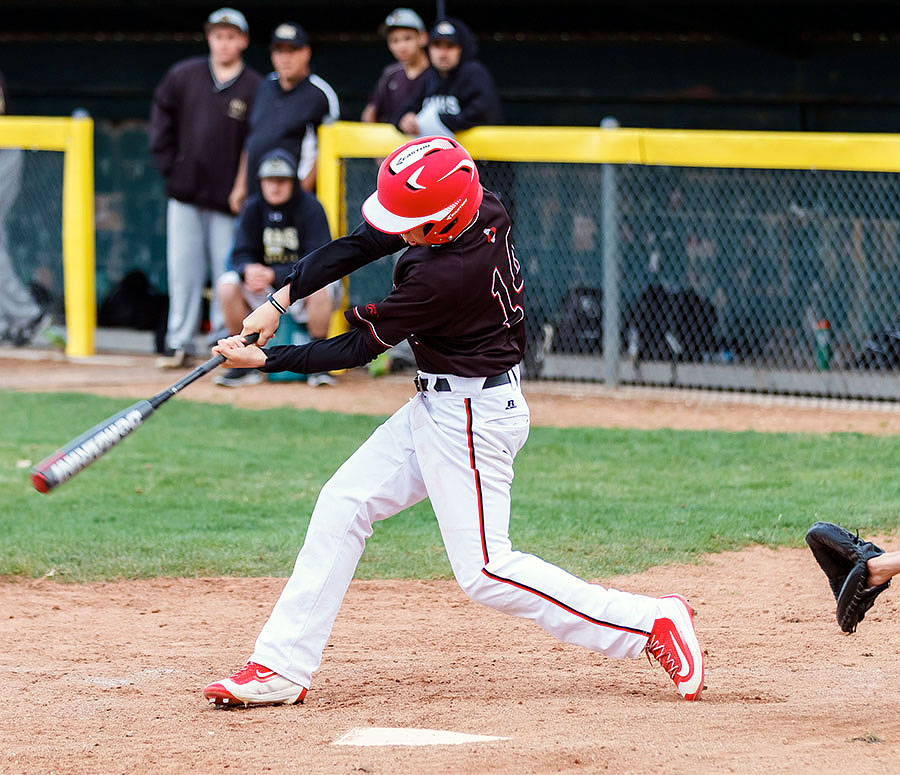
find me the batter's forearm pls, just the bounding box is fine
[271,264,294,287]
[260,330,383,375]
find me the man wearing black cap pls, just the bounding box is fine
[150,7,262,368]
[397,17,503,137]
[230,21,340,213]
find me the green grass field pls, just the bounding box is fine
[2,390,898,582]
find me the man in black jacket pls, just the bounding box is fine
[229,21,340,210]
[397,18,513,222]
[397,17,503,137]
[149,8,261,368]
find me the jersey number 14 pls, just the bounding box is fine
[491,235,524,328]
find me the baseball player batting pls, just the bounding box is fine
[203,136,704,707]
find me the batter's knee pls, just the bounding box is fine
[454,566,507,609]
[306,472,387,542]
[305,479,367,540]
[312,475,352,519]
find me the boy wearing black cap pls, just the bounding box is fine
[214,148,336,387]
[230,21,340,212]
[150,7,261,368]
[361,8,430,124]
[397,17,503,137]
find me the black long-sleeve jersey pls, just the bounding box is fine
[260,190,525,378]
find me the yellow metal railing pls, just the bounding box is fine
[0,115,95,357]
[317,121,900,238]
[317,120,900,348]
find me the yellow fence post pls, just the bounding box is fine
[317,124,351,340]
[61,114,96,357]
[317,123,342,239]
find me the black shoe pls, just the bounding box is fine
[10,311,51,347]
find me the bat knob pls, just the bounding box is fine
[31,470,51,493]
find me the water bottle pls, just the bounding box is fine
[627,325,639,362]
[815,319,832,371]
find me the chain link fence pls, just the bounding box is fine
[341,152,900,400]
[0,116,94,355]
[2,149,64,329]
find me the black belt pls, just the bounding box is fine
[414,372,511,392]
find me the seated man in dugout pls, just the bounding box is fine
[215,148,340,387]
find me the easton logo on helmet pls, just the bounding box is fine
[390,137,455,174]
[443,197,468,223]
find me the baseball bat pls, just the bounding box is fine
[30,333,259,493]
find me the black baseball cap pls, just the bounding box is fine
[258,148,298,179]
[270,21,309,48]
[429,19,461,45]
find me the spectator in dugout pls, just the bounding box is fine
[397,17,503,138]
[229,21,340,214]
[214,148,341,388]
[361,8,430,124]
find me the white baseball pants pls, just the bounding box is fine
[252,367,660,689]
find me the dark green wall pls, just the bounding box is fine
[6,34,900,130]
[5,0,900,313]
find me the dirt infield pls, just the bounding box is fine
[3,350,900,774]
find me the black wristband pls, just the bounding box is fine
[266,292,287,315]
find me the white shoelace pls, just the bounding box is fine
[645,635,679,678]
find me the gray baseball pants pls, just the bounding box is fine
[164,198,234,353]
[0,149,40,336]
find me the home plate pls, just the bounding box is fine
[332,727,510,747]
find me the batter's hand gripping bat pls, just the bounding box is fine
[30,333,259,493]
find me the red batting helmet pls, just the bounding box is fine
[361,136,483,244]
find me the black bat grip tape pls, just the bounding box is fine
[155,332,263,403]
[209,331,261,366]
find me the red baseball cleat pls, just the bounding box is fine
[203,662,307,708]
[645,594,705,700]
